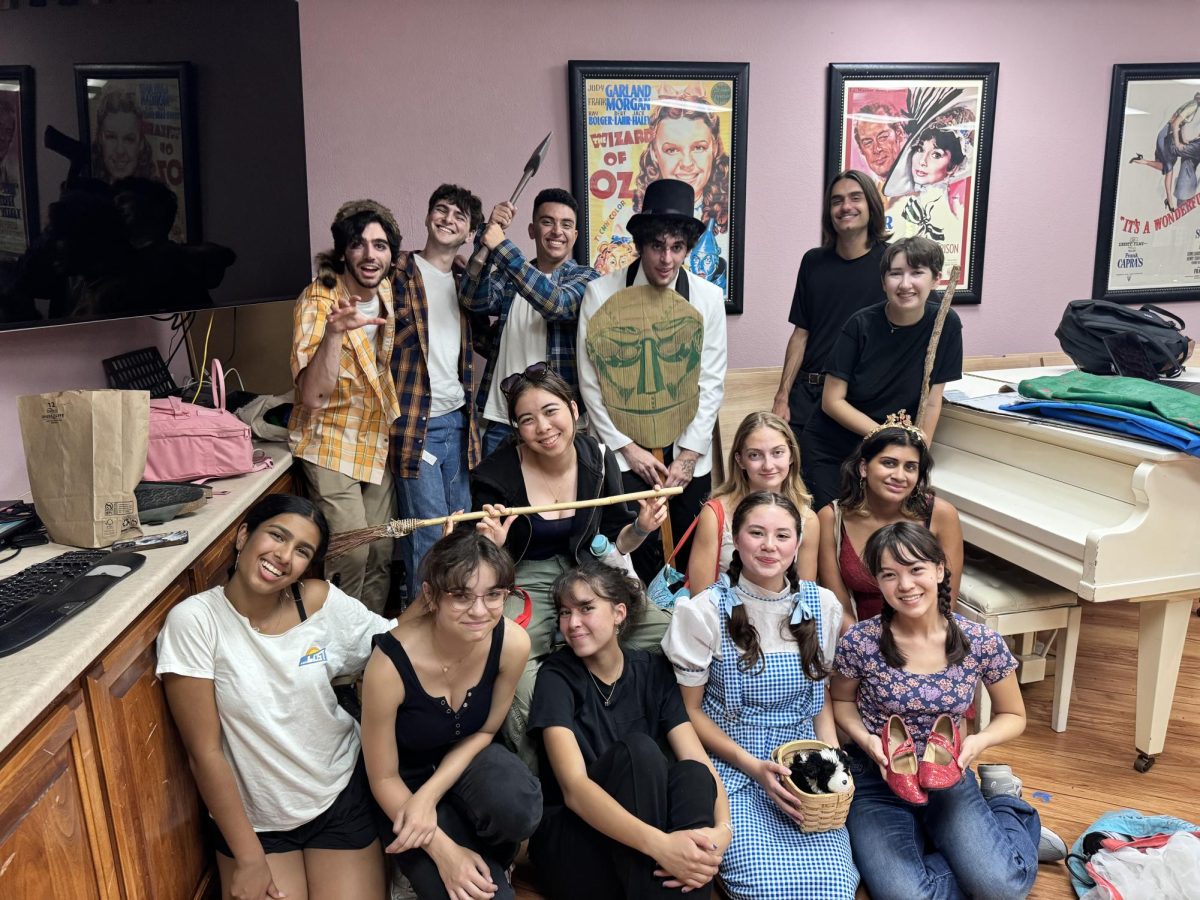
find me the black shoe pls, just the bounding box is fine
[1129,152,1144,163]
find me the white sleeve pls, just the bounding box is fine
[326,583,395,677]
[818,587,843,668]
[676,278,727,456]
[577,275,634,456]
[156,595,218,680]
[661,589,722,687]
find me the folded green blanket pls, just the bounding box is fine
[1017,370,1200,434]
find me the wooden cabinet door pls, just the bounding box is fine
[0,690,118,900]
[84,574,212,900]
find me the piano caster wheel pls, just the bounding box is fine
[1133,753,1156,773]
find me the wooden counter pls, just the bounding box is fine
[0,445,294,900]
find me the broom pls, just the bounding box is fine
[325,485,684,560]
[916,264,961,431]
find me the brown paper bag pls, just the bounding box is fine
[17,390,150,548]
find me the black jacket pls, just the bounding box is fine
[470,433,635,566]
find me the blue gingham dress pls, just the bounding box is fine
[704,580,858,900]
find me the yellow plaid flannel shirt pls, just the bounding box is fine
[287,277,401,485]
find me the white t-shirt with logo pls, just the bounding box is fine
[156,583,395,831]
[414,253,466,417]
[484,296,549,425]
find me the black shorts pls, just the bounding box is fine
[211,756,381,856]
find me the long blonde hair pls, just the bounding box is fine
[711,411,813,511]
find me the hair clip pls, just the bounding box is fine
[865,410,926,443]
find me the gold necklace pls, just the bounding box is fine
[249,591,288,634]
[431,632,475,674]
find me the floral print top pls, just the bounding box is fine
[833,614,1016,755]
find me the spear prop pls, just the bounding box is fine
[325,484,682,561]
[466,131,553,280]
[916,264,962,431]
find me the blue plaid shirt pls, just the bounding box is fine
[458,236,599,416]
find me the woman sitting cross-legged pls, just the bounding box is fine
[662,491,859,900]
[361,529,541,900]
[686,410,820,596]
[157,494,392,900]
[528,560,732,899]
[818,418,962,625]
[831,522,1065,900]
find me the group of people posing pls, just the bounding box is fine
[155,172,1064,900]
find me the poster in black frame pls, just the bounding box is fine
[75,62,201,243]
[568,60,749,314]
[0,66,39,258]
[826,62,999,306]
[1094,63,1200,305]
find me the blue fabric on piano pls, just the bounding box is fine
[1000,400,1200,457]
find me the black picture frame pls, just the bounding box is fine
[75,62,200,242]
[826,62,999,306]
[0,65,40,258]
[568,60,750,314]
[1094,63,1200,304]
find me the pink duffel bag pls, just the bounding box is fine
[144,360,255,481]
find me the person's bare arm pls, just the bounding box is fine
[163,675,284,900]
[797,506,820,582]
[821,376,878,437]
[918,382,947,443]
[816,506,854,624]
[686,502,723,595]
[772,327,809,422]
[957,673,1026,769]
[297,296,385,409]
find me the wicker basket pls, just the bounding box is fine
[771,740,854,833]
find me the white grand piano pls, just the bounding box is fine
[930,366,1200,771]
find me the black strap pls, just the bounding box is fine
[625,259,690,301]
[292,584,307,621]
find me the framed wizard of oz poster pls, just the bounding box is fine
[569,60,750,314]
[827,62,999,305]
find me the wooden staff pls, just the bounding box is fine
[325,485,683,560]
[916,264,962,430]
[652,447,676,560]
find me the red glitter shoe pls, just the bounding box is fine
[882,715,928,805]
[919,714,963,791]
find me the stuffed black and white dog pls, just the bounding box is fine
[789,747,853,794]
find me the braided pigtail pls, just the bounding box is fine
[940,566,970,665]
[878,600,905,668]
[727,550,766,674]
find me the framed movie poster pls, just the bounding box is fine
[1094,63,1200,304]
[0,66,39,258]
[569,60,750,314]
[826,63,999,305]
[75,63,200,242]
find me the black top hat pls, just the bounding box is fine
[626,178,705,234]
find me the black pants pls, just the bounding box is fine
[787,380,822,450]
[396,743,542,900]
[531,734,717,900]
[623,445,712,584]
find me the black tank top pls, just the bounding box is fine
[372,622,505,780]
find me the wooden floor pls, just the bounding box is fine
[513,598,1200,899]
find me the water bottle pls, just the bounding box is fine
[589,534,638,577]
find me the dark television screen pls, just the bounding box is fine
[0,0,309,332]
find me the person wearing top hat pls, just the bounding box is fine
[577,178,728,584]
[289,199,403,613]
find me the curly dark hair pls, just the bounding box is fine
[633,105,730,236]
[420,529,516,606]
[863,522,969,669]
[725,492,827,681]
[428,183,484,232]
[838,426,934,520]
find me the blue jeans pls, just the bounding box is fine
[394,409,472,604]
[482,420,514,459]
[844,745,1040,900]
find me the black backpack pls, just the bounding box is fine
[1055,299,1191,379]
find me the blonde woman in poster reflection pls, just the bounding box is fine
[634,89,731,288]
[90,88,156,184]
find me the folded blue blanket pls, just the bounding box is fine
[1000,400,1200,457]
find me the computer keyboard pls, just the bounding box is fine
[0,549,145,657]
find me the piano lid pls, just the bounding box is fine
[932,371,1200,603]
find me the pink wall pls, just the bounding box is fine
[299,0,1199,367]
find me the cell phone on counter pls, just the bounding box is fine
[112,530,189,552]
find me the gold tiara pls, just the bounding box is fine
[865,410,926,442]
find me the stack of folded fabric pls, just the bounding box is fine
[1001,370,1200,457]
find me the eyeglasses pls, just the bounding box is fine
[499,361,551,397]
[444,588,511,611]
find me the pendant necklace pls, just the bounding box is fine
[250,591,287,634]
[587,668,618,707]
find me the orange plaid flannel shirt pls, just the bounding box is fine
[287,278,401,485]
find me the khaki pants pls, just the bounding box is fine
[300,460,395,613]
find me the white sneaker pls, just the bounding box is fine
[1038,825,1068,863]
[977,763,1023,799]
[390,870,417,900]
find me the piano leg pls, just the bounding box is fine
[1132,595,1195,771]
